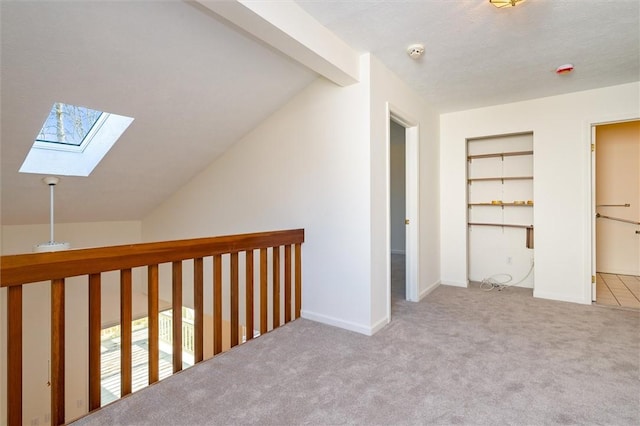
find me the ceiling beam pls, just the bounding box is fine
[193,0,360,86]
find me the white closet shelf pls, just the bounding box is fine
[468,202,533,207]
[468,176,533,183]
[467,150,533,160]
[468,222,533,229]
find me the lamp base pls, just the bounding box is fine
[34,241,71,252]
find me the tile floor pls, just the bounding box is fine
[596,272,640,309]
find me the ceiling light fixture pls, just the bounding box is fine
[489,0,526,8]
[34,176,70,252]
[407,43,425,59]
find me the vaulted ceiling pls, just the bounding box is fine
[2,0,638,226]
[0,1,316,225]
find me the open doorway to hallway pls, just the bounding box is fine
[593,120,640,309]
[387,106,420,320]
[385,103,420,321]
[390,120,406,302]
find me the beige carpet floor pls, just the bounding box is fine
[391,253,406,302]
[74,272,639,425]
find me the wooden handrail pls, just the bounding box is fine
[1,228,304,426]
[0,229,304,287]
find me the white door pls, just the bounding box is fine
[591,126,597,301]
[404,125,419,302]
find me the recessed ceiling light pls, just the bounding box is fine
[407,43,425,59]
[489,0,526,8]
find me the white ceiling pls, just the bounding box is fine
[2,0,638,227]
[298,0,640,112]
[0,0,316,225]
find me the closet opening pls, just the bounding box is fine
[466,132,535,292]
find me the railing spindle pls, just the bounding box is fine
[273,246,280,329]
[295,243,302,319]
[88,273,101,410]
[285,245,292,324]
[245,250,254,341]
[7,285,22,426]
[230,252,239,347]
[213,254,222,355]
[51,278,65,426]
[148,264,159,384]
[194,258,204,363]
[172,261,182,373]
[120,269,132,396]
[260,248,267,335]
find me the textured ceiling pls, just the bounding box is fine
[0,1,316,225]
[297,0,640,112]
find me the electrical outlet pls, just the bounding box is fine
[507,256,512,265]
[77,399,83,408]
[31,418,39,426]
[44,413,50,423]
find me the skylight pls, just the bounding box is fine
[35,103,104,148]
[20,102,134,177]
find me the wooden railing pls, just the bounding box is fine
[0,229,304,426]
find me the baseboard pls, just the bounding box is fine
[418,280,440,300]
[439,280,468,288]
[369,315,390,335]
[533,290,591,305]
[390,249,406,255]
[301,309,378,336]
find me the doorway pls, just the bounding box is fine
[387,106,419,315]
[592,120,640,308]
[390,120,407,301]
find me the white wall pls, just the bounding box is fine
[441,82,640,304]
[0,221,142,426]
[143,58,374,334]
[1,221,142,255]
[390,120,406,254]
[143,54,441,336]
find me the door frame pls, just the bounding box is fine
[588,114,639,303]
[591,125,597,301]
[386,103,420,312]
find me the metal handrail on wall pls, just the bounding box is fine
[596,213,640,226]
[596,203,630,207]
[1,229,304,426]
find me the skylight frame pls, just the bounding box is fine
[33,112,110,154]
[20,103,134,177]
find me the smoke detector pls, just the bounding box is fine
[407,43,425,59]
[556,64,574,74]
